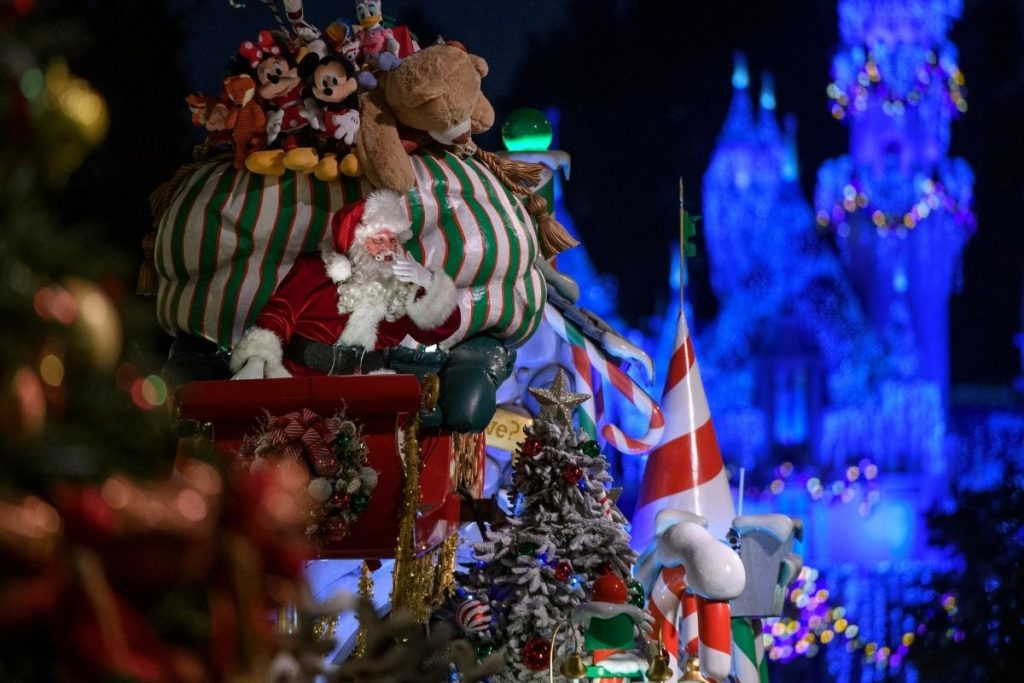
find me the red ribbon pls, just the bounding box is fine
[262,409,339,477]
[238,30,281,69]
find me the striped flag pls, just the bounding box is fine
[630,308,735,550]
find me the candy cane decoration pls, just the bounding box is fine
[696,597,733,681]
[543,303,665,453]
[732,617,770,683]
[646,564,728,681]
[258,0,288,31]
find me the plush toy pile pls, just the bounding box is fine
[188,0,421,181]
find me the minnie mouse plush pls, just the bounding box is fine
[233,31,319,175]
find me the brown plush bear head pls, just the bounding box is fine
[355,44,495,192]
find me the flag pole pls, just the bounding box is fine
[679,177,686,312]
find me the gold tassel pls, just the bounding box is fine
[136,231,158,296]
[526,194,579,259]
[353,560,374,658]
[473,147,542,191]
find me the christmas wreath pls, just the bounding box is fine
[237,408,378,544]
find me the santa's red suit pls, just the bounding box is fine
[230,190,460,378]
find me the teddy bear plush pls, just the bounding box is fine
[354,43,495,192]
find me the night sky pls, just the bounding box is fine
[85,0,1024,387]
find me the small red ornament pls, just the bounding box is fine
[522,437,543,457]
[331,492,351,509]
[592,572,628,604]
[554,561,572,581]
[562,464,583,484]
[522,636,551,671]
[325,516,348,542]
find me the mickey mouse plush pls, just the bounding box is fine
[303,54,362,181]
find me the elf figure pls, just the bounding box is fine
[574,573,651,681]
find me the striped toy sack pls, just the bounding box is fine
[154,150,546,349]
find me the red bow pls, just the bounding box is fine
[263,409,339,477]
[238,30,281,69]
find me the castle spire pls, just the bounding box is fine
[757,72,782,146]
[721,52,754,141]
[781,114,800,183]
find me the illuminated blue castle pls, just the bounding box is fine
[817,0,975,410]
[696,0,975,487]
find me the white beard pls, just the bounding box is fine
[334,243,415,349]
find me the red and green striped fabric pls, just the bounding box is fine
[154,151,546,349]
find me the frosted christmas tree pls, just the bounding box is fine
[458,370,648,680]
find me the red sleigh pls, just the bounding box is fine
[174,375,484,559]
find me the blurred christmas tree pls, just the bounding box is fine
[0,0,175,491]
[908,458,1024,682]
[457,370,644,680]
[0,4,313,681]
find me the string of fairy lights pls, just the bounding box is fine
[828,48,967,121]
[762,566,961,673]
[744,458,883,516]
[816,178,975,238]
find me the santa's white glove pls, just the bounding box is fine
[393,250,435,289]
[266,109,285,143]
[231,357,266,380]
[332,109,360,144]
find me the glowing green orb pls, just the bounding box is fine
[502,108,553,152]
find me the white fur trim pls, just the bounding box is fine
[405,271,457,331]
[321,233,352,283]
[230,327,290,377]
[356,189,412,244]
[338,302,389,349]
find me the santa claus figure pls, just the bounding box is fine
[230,189,460,379]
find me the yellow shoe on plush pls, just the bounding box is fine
[282,147,319,173]
[245,150,286,176]
[314,153,340,182]
[339,152,361,178]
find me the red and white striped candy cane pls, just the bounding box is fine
[646,565,733,682]
[696,596,733,682]
[649,565,687,664]
[544,304,665,454]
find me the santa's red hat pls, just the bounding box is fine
[322,189,412,282]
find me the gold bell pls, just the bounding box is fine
[645,652,673,682]
[681,657,708,682]
[559,652,588,680]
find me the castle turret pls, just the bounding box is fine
[815,0,975,404]
[703,54,782,300]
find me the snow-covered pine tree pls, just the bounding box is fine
[459,371,641,681]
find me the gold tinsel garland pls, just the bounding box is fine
[390,413,435,621]
[390,375,461,622]
[353,560,374,658]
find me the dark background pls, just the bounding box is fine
[56,0,1024,386]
